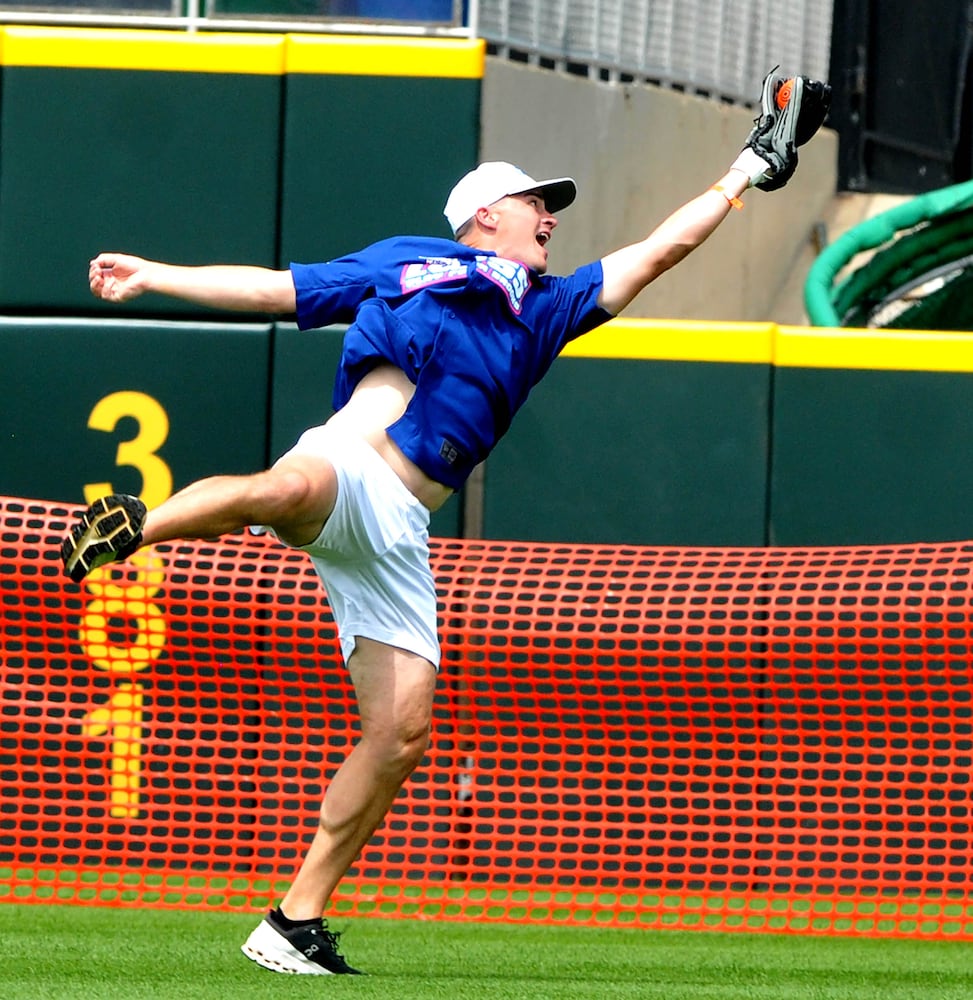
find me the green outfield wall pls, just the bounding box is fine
[484,321,775,545]
[0,27,483,315]
[4,313,972,546]
[0,29,286,315]
[769,327,973,544]
[484,321,973,546]
[0,317,273,510]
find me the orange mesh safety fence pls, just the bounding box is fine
[2,495,972,938]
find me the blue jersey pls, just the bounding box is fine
[291,236,611,490]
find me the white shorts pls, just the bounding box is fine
[260,426,440,668]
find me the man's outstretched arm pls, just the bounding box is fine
[89,252,297,313]
[598,68,831,316]
[598,166,751,316]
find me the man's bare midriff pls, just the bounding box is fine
[323,364,455,512]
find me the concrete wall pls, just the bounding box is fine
[479,58,839,323]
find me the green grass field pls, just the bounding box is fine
[2,903,972,1000]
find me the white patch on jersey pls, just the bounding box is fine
[398,255,532,315]
[400,258,468,295]
[474,256,531,314]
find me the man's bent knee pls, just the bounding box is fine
[398,724,432,775]
[258,461,338,545]
[365,722,431,782]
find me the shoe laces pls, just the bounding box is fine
[319,921,348,959]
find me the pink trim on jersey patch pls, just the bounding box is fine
[474,257,531,314]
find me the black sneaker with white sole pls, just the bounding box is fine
[241,910,363,975]
[60,494,147,582]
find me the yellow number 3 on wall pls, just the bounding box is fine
[83,390,174,509]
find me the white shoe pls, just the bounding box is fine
[241,911,363,975]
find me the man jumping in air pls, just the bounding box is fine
[61,70,830,975]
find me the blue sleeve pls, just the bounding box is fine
[535,259,613,353]
[290,256,377,331]
[290,236,474,331]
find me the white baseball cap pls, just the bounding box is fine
[443,161,577,234]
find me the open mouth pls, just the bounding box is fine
[536,231,551,247]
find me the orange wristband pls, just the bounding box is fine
[712,184,744,210]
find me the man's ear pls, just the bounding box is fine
[474,204,499,233]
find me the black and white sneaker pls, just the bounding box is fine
[61,494,147,582]
[241,910,363,975]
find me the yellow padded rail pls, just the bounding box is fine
[565,317,973,372]
[0,26,286,73]
[776,325,973,373]
[0,27,485,78]
[563,317,776,364]
[285,34,485,77]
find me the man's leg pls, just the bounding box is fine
[242,637,437,974]
[142,457,339,547]
[281,637,436,914]
[61,456,338,581]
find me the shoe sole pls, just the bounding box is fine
[61,495,146,583]
[240,920,335,976]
